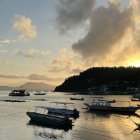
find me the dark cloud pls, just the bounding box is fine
[54,1,140,66]
[72,3,133,58]
[56,0,95,32]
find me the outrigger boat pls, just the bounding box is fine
[84,99,140,114]
[36,102,79,118]
[70,97,84,101]
[26,106,72,128]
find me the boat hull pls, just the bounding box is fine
[26,112,72,127]
[9,93,30,96]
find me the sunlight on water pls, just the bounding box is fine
[0,91,140,140]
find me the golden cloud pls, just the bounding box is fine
[13,15,37,39]
[0,60,9,64]
[54,1,140,67]
[49,48,84,74]
[13,48,50,58]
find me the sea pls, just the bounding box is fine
[0,91,140,140]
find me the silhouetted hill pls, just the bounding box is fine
[55,67,140,93]
[0,82,55,91]
[17,82,55,91]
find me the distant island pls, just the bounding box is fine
[55,67,140,95]
[0,82,55,91]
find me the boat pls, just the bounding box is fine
[9,90,30,96]
[34,91,46,95]
[131,98,140,101]
[26,107,72,127]
[0,99,26,102]
[98,99,116,103]
[36,102,79,118]
[84,99,140,114]
[70,97,84,101]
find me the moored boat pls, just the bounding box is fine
[34,91,46,95]
[9,90,30,96]
[70,97,84,101]
[98,99,116,103]
[26,112,72,127]
[84,99,140,114]
[27,112,72,126]
[36,102,79,118]
[131,98,140,101]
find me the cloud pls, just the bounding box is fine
[0,49,7,54]
[108,0,121,4]
[49,48,84,74]
[53,0,140,67]
[13,15,37,39]
[28,74,63,81]
[72,3,133,59]
[0,60,9,64]
[0,39,15,46]
[0,73,62,82]
[71,68,84,74]
[0,74,25,79]
[13,48,50,58]
[55,0,95,33]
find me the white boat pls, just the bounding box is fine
[36,102,79,118]
[34,91,47,95]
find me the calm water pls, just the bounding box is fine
[0,91,140,140]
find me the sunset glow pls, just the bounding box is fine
[130,60,140,67]
[0,0,140,87]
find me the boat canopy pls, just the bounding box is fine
[35,102,75,111]
[35,106,57,110]
[35,105,74,110]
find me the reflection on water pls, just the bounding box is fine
[31,125,65,139]
[28,120,73,132]
[0,91,140,140]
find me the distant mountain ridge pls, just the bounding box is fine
[0,82,55,91]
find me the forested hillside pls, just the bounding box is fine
[55,67,140,93]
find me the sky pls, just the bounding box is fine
[0,0,140,87]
